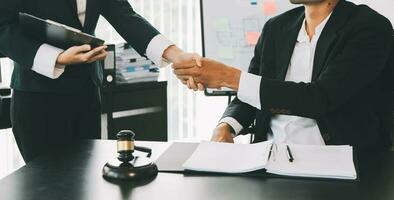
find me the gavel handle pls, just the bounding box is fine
[135,146,152,157]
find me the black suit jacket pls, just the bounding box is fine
[0,0,159,93]
[222,0,393,148]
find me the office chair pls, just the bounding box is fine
[0,52,12,129]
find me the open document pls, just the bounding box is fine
[156,141,357,180]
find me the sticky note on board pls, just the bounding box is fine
[263,0,277,16]
[218,47,234,59]
[215,18,230,31]
[246,32,261,46]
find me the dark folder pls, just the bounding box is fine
[19,12,105,49]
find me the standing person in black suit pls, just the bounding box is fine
[173,0,393,149]
[0,0,201,162]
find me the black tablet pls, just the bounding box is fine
[19,12,105,49]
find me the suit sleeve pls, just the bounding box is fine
[100,0,160,56]
[221,20,273,129]
[259,16,393,119]
[0,0,43,69]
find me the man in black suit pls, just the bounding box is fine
[174,0,393,149]
[0,0,201,162]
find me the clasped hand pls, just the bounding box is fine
[173,55,240,143]
[173,57,241,90]
[56,44,108,65]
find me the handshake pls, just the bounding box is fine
[172,53,242,91]
[172,52,241,143]
[54,44,241,92]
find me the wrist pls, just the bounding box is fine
[216,122,235,135]
[222,67,241,90]
[163,45,183,63]
[56,53,66,65]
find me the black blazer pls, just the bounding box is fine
[222,0,393,148]
[0,0,159,93]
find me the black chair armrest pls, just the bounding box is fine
[0,87,11,96]
[0,95,11,129]
[0,88,12,129]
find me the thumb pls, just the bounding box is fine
[193,54,203,67]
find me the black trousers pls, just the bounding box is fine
[11,86,101,163]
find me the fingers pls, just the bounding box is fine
[82,45,108,59]
[187,77,198,91]
[176,75,189,84]
[172,54,204,91]
[57,45,109,65]
[172,52,203,69]
[175,69,204,91]
[176,75,202,91]
[87,50,108,63]
[173,68,197,77]
[192,53,202,67]
[172,60,197,69]
[197,83,205,91]
[186,77,193,90]
[72,44,92,53]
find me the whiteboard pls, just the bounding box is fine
[201,0,296,95]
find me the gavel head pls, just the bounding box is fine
[117,130,136,163]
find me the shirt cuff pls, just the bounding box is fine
[219,117,244,136]
[237,71,262,110]
[32,44,65,79]
[146,34,174,67]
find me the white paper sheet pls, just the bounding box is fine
[182,141,272,173]
[265,144,357,180]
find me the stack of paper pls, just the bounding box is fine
[115,43,159,84]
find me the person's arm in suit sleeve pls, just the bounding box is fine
[217,14,392,119]
[101,0,204,91]
[101,0,173,66]
[0,0,65,79]
[218,20,273,135]
[219,73,261,135]
[32,44,66,79]
[0,0,47,70]
[258,16,393,119]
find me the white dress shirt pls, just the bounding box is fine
[221,14,332,145]
[32,0,173,79]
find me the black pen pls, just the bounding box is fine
[286,145,294,162]
[268,143,274,160]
